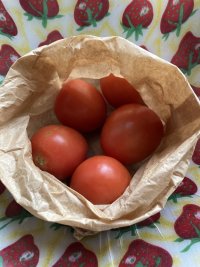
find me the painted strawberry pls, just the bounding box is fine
[191,85,200,98]
[52,242,98,267]
[38,30,63,47]
[171,31,200,75]
[114,213,161,238]
[0,0,18,39]
[192,138,200,165]
[119,239,173,267]
[0,199,32,230]
[161,0,196,40]
[74,0,110,30]
[174,204,200,251]
[137,213,161,227]
[168,177,197,203]
[0,44,20,84]
[140,45,149,51]
[0,181,5,195]
[19,0,62,28]
[121,0,153,40]
[0,235,39,266]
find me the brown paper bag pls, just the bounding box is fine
[0,35,200,238]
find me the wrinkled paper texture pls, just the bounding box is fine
[0,35,200,238]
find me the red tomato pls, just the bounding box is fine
[101,104,164,165]
[54,79,107,132]
[100,74,144,108]
[31,125,88,180]
[70,156,131,205]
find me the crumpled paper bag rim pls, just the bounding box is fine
[0,35,200,237]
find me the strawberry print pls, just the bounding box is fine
[171,31,200,75]
[137,213,161,227]
[121,0,153,40]
[0,199,32,230]
[192,138,200,165]
[119,239,173,267]
[52,242,98,267]
[0,181,5,195]
[74,0,110,31]
[161,0,196,40]
[0,45,20,75]
[19,0,62,28]
[114,213,161,238]
[38,30,63,47]
[0,235,39,266]
[168,177,197,203]
[191,85,200,98]
[0,0,18,39]
[140,45,149,51]
[174,204,200,252]
[0,44,20,84]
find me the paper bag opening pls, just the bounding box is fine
[0,35,199,238]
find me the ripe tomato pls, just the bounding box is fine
[101,104,164,165]
[31,125,88,180]
[100,74,144,108]
[70,156,131,205]
[54,79,107,133]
